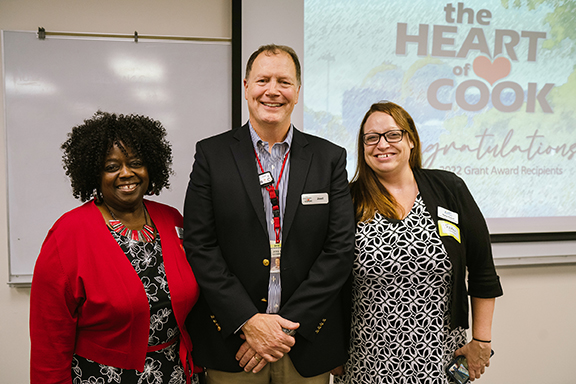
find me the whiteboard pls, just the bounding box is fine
[2,30,231,284]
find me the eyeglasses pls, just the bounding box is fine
[362,130,406,145]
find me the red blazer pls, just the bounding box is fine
[30,199,199,384]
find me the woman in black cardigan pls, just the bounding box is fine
[335,101,503,384]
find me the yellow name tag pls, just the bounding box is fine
[270,241,281,273]
[438,220,461,243]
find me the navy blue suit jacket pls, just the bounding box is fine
[184,124,355,377]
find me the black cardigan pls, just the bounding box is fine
[413,168,503,329]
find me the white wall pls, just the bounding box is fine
[241,0,304,129]
[485,264,576,384]
[1,2,575,384]
[0,1,230,383]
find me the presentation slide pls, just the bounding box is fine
[303,0,576,233]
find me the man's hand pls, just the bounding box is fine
[236,340,269,373]
[236,314,299,372]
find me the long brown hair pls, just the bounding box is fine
[350,101,422,222]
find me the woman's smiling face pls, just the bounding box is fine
[100,143,149,212]
[363,112,414,182]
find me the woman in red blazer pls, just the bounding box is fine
[30,112,200,384]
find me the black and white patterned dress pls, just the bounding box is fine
[337,194,466,384]
[71,229,199,384]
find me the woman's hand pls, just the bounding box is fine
[454,340,492,381]
[330,365,345,376]
[461,297,496,380]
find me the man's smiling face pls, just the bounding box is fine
[244,50,300,132]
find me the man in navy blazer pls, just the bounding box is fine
[184,44,355,383]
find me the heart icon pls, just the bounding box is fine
[473,56,511,85]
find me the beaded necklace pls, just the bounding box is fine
[105,203,156,242]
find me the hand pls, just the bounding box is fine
[330,365,345,376]
[236,340,268,373]
[238,314,299,371]
[454,340,492,381]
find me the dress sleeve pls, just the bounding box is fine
[30,228,81,384]
[457,178,503,298]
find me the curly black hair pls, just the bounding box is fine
[61,111,173,202]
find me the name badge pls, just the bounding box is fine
[438,206,459,224]
[270,241,281,273]
[259,171,274,187]
[301,193,329,205]
[438,220,461,243]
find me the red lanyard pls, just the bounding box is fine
[254,148,290,243]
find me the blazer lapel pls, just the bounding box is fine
[283,128,311,243]
[230,124,268,235]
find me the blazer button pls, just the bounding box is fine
[263,259,270,266]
